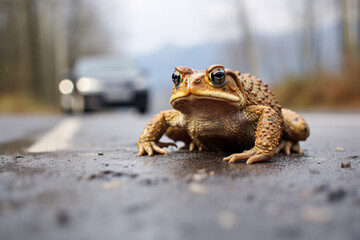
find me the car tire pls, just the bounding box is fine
[135,92,148,114]
[83,95,102,113]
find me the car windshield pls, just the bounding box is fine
[75,57,139,77]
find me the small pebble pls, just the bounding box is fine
[313,184,329,193]
[218,211,237,229]
[102,180,122,190]
[301,206,333,223]
[327,189,347,202]
[192,173,208,182]
[189,183,208,194]
[299,190,312,198]
[140,179,154,186]
[197,168,206,174]
[335,147,345,152]
[246,194,254,201]
[56,210,69,226]
[98,152,104,156]
[309,169,320,174]
[341,162,351,168]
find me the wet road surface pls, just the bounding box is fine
[0,111,360,240]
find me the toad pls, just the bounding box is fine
[138,65,309,164]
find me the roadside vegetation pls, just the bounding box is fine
[274,58,360,111]
[0,93,59,113]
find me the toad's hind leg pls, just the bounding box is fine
[277,108,310,155]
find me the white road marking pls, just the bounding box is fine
[26,117,81,153]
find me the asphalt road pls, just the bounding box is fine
[0,110,360,240]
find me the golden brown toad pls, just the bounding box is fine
[138,65,309,164]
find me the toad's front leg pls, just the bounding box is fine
[223,106,282,164]
[138,110,181,156]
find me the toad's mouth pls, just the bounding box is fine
[170,91,240,104]
[170,93,242,114]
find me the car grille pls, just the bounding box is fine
[102,79,133,91]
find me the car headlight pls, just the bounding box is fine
[76,77,103,93]
[59,79,74,94]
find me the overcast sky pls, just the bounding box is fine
[96,0,340,56]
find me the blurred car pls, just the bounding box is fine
[58,56,148,113]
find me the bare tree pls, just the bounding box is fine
[290,0,321,74]
[67,0,112,68]
[0,0,113,107]
[301,0,316,73]
[341,0,359,58]
[228,0,261,76]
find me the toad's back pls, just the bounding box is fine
[240,73,282,116]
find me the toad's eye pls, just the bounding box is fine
[209,68,226,86]
[172,71,182,87]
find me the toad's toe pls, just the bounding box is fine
[276,140,303,155]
